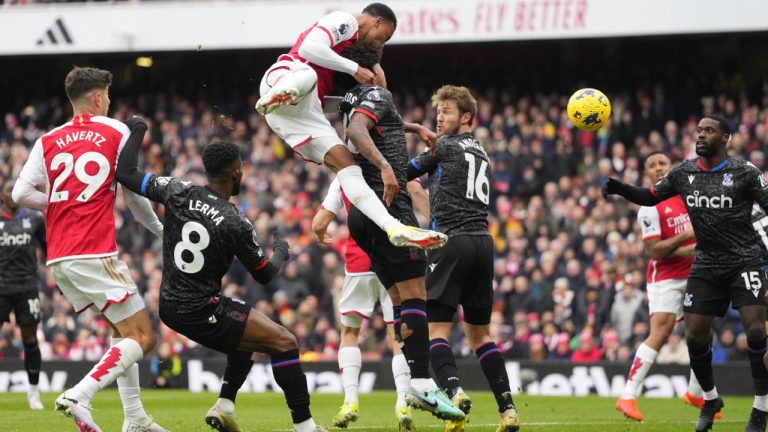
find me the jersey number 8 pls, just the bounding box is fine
[174,221,210,274]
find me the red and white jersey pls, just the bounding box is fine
[637,195,695,283]
[320,177,371,274]
[283,11,359,100]
[19,114,130,264]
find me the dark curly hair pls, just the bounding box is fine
[65,66,112,102]
[702,114,732,135]
[335,40,383,92]
[202,141,240,176]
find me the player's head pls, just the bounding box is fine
[696,114,731,158]
[338,40,383,91]
[431,85,477,136]
[1,180,18,211]
[202,141,243,196]
[643,151,671,184]
[65,66,113,116]
[358,3,397,44]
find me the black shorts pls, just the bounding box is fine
[0,288,41,326]
[347,205,426,289]
[160,296,252,354]
[426,235,494,325]
[685,261,768,317]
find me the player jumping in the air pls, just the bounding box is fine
[255,3,447,252]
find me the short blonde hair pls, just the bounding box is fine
[431,85,477,124]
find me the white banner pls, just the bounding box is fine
[0,0,767,55]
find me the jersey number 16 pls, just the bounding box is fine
[464,153,489,205]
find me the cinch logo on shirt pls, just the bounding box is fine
[0,232,32,246]
[686,191,733,209]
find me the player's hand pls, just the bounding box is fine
[413,124,437,154]
[272,238,291,260]
[380,164,398,206]
[601,178,622,198]
[682,225,695,241]
[311,227,333,244]
[372,63,387,89]
[354,66,376,84]
[124,115,147,131]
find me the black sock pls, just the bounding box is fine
[271,349,311,424]
[430,338,460,397]
[476,342,514,412]
[219,350,253,403]
[400,299,430,379]
[748,338,768,397]
[23,340,41,386]
[393,305,407,358]
[688,344,715,393]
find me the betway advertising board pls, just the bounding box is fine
[0,359,754,396]
[0,0,766,55]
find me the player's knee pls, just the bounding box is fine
[276,328,298,352]
[685,333,709,350]
[137,331,157,354]
[745,324,766,344]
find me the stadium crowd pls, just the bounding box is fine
[1,80,766,371]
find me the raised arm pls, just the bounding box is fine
[601,178,662,206]
[115,117,150,195]
[346,112,398,205]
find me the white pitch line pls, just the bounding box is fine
[278,419,742,430]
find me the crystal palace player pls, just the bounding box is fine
[407,85,520,432]
[12,67,166,432]
[603,115,768,432]
[336,41,464,422]
[313,177,430,431]
[0,180,46,411]
[115,124,324,432]
[255,3,447,252]
[615,152,715,422]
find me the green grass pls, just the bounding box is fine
[0,390,756,431]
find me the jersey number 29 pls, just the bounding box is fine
[464,153,489,205]
[49,151,110,203]
[174,221,210,274]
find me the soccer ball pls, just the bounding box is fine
[567,88,611,132]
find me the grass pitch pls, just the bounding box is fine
[0,390,755,431]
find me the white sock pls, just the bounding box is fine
[28,384,39,394]
[216,397,235,413]
[392,354,411,409]
[294,417,317,432]
[621,343,657,399]
[687,369,703,397]
[410,377,438,393]
[112,338,149,421]
[336,166,400,232]
[68,338,144,404]
[755,395,768,412]
[339,347,362,404]
[704,388,719,400]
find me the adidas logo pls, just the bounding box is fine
[36,18,73,46]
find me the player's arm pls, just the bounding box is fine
[312,177,343,243]
[644,231,695,259]
[298,14,372,83]
[114,117,151,195]
[34,214,47,263]
[123,188,163,239]
[407,179,430,222]
[407,147,441,180]
[12,139,48,210]
[235,224,290,285]
[671,243,696,258]
[746,164,768,213]
[346,112,398,205]
[404,122,437,154]
[603,164,682,206]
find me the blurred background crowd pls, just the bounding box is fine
[3,73,767,377]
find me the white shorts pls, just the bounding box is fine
[339,272,394,328]
[52,256,146,324]
[647,278,686,320]
[259,60,342,164]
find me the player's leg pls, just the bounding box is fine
[108,323,167,432]
[616,311,676,421]
[14,290,43,410]
[323,146,446,250]
[237,308,322,432]
[464,320,519,432]
[205,350,253,432]
[685,312,722,432]
[739,304,768,432]
[332,324,362,428]
[378,284,413,431]
[256,61,318,114]
[53,259,158,432]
